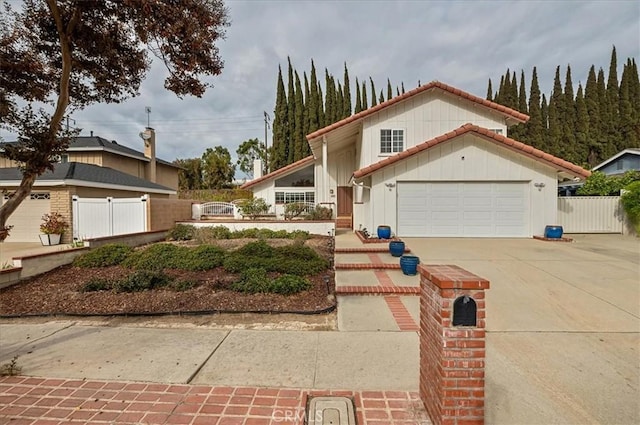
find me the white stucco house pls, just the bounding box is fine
[242,81,590,238]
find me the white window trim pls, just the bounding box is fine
[274,189,316,205]
[379,128,405,156]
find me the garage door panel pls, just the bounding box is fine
[3,192,51,242]
[397,182,529,237]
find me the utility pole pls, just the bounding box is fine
[65,116,75,132]
[264,111,271,174]
[145,106,151,128]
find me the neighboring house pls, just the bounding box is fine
[243,81,590,238]
[592,148,640,176]
[558,148,640,195]
[0,128,179,242]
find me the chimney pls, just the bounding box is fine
[253,159,263,180]
[142,127,157,183]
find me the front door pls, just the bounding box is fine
[337,186,353,216]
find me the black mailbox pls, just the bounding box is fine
[452,295,477,326]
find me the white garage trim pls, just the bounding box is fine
[397,182,530,237]
[2,192,51,242]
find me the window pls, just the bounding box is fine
[275,165,314,187]
[489,128,503,135]
[275,191,315,204]
[380,129,404,154]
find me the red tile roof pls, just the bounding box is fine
[306,81,530,141]
[352,124,591,179]
[240,155,314,189]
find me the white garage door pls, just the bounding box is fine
[2,192,51,242]
[397,182,529,237]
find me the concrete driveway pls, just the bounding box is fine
[405,234,639,425]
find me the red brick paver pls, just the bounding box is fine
[384,296,419,331]
[0,376,429,424]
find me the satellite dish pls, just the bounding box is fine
[139,132,151,141]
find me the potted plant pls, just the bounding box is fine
[39,212,69,246]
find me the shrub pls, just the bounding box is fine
[307,205,333,220]
[283,202,308,220]
[180,245,226,271]
[578,170,640,196]
[237,198,271,219]
[234,239,276,257]
[621,181,640,234]
[80,278,115,292]
[172,280,198,291]
[196,226,232,242]
[270,275,312,295]
[231,268,270,293]
[288,230,310,240]
[122,243,187,270]
[114,270,172,293]
[73,244,133,268]
[167,224,196,241]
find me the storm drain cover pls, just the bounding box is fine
[307,396,356,425]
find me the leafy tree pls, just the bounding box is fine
[202,146,235,189]
[574,84,590,166]
[577,170,640,196]
[236,138,266,178]
[584,65,602,165]
[379,90,385,104]
[174,158,203,191]
[0,0,230,234]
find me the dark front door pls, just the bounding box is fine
[337,186,353,216]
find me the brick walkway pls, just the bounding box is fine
[0,377,429,424]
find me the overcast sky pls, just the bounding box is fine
[2,0,639,176]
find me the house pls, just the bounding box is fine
[0,128,180,242]
[558,148,640,195]
[592,148,640,176]
[243,81,590,238]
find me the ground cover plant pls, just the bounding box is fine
[0,228,335,316]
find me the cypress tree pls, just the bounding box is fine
[302,72,310,155]
[605,46,620,154]
[619,61,637,148]
[387,78,393,100]
[547,66,564,155]
[561,65,577,162]
[584,66,602,165]
[379,90,385,104]
[518,70,528,114]
[596,67,611,158]
[370,77,377,107]
[336,81,344,121]
[362,81,368,110]
[541,93,549,152]
[486,78,493,101]
[325,69,335,124]
[354,77,362,114]
[510,71,518,109]
[317,82,325,128]
[396,87,400,97]
[401,82,405,94]
[343,63,352,117]
[308,60,319,134]
[293,71,304,161]
[495,74,505,104]
[575,83,590,165]
[524,67,543,149]
[286,58,296,164]
[271,65,288,170]
[629,59,640,128]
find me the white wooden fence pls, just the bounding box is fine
[557,196,623,233]
[72,195,148,240]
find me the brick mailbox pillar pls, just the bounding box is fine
[418,264,489,425]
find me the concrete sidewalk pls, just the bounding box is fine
[0,323,418,391]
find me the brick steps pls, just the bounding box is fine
[335,263,401,270]
[336,286,420,295]
[335,247,411,254]
[336,215,352,229]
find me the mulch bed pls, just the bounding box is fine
[0,237,336,317]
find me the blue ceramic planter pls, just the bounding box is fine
[400,255,420,276]
[377,225,392,239]
[544,225,563,239]
[389,240,405,257]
